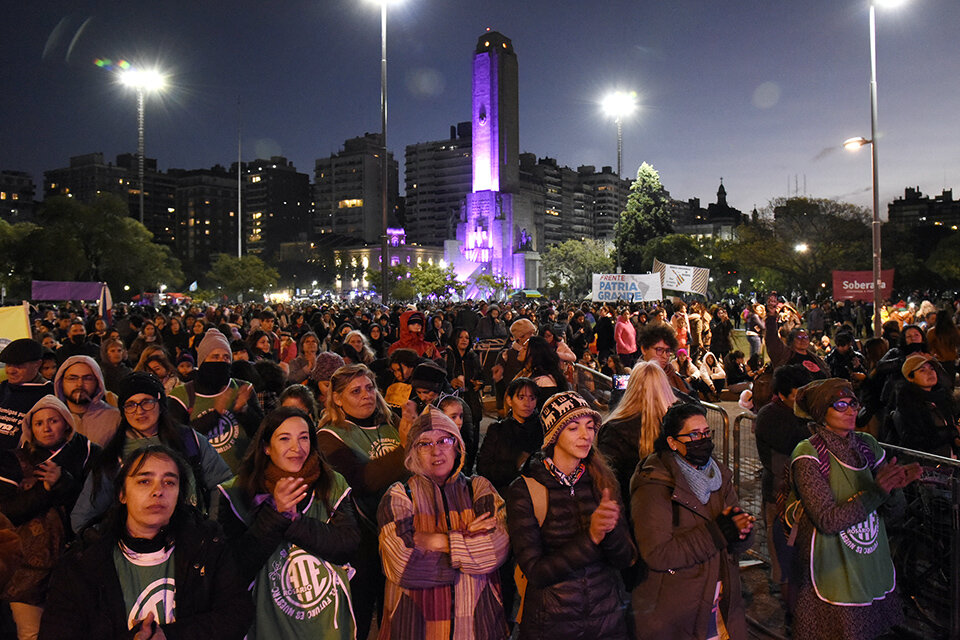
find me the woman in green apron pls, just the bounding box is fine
[789,378,921,639]
[217,406,361,639]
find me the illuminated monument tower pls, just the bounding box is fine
[446,30,539,292]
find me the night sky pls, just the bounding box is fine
[3,0,958,217]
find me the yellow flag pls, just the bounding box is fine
[0,302,31,347]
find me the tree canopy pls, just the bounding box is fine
[615,163,673,273]
[206,254,279,299]
[541,238,613,299]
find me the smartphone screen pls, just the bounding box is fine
[613,374,629,390]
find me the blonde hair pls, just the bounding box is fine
[343,330,375,364]
[604,361,675,458]
[317,363,396,429]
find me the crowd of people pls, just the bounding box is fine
[0,292,954,639]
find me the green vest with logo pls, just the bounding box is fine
[113,543,177,630]
[793,435,895,605]
[169,379,249,473]
[220,473,356,640]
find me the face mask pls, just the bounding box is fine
[680,438,714,468]
[70,335,85,345]
[196,361,231,391]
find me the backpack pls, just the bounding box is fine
[513,476,548,624]
[778,432,876,546]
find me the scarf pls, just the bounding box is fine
[543,457,586,489]
[262,451,322,495]
[674,454,722,504]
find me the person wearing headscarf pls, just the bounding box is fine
[0,396,99,638]
[788,378,921,640]
[377,408,510,639]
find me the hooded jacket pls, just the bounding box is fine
[54,355,121,448]
[0,395,98,604]
[388,311,438,359]
[377,408,510,640]
[629,451,752,640]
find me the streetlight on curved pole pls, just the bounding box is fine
[843,0,907,337]
[120,67,166,226]
[602,90,637,274]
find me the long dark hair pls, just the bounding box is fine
[91,386,189,500]
[235,407,335,512]
[524,336,569,391]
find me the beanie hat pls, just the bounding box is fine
[410,362,447,393]
[117,371,166,409]
[902,352,934,378]
[404,407,464,480]
[794,378,856,424]
[676,348,688,358]
[0,338,43,364]
[539,391,601,448]
[177,353,195,366]
[310,351,345,383]
[196,329,231,365]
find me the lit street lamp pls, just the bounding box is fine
[843,0,907,337]
[602,90,637,273]
[120,67,166,226]
[370,0,401,305]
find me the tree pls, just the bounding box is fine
[541,238,614,299]
[926,231,960,285]
[472,273,512,300]
[615,163,673,273]
[367,262,464,300]
[723,197,871,297]
[206,254,280,299]
[26,195,183,296]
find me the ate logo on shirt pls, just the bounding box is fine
[840,511,881,555]
[199,409,240,454]
[269,547,342,620]
[127,578,176,629]
[368,437,400,459]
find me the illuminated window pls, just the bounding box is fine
[253,212,262,219]
[0,192,5,200]
[338,199,363,209]
[250,175,261,183]
[11,194,17,200]
[50,183,57,189]
[167,207,175,213]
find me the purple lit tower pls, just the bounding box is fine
[446,31,539,293]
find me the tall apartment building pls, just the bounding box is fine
[578,165,630,242]
[314,133,399,244]
[238,157,310,257]
[0,171,36,221]
[168,166,238,271]
[404,122,472,246]
[44,152,177,246]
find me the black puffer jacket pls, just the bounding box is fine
[506,452,634,640]
[39,510,252,640]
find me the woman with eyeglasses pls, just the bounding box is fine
[787,378,921,639]
[631,402,755,639]
[70,372,232,534]
[378,407,510,639]
[764,299,829,378]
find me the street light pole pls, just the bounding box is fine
[615,114,623,273]
[601,90,637,275]
[136,89,145,225]
[868,2,882,338]
[379,1,390,306]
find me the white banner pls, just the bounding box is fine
[591,273,663,302]
[652,258,710,296]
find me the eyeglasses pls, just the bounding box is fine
[832,399,860,413]
[677,429,713,442]
[652,347,672,356]
[413,436,456,452]
[64,374,97,384]
[794,334,809,341]
[123,398,159,413]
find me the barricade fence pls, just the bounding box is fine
[731,410,960,640]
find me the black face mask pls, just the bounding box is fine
[196,361,231,392]
[70,335,85,345]
[680,438,715,468]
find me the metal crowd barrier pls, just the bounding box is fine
[730,411,769,566]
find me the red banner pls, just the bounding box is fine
[832,270,895,301]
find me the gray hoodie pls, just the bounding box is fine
[54,355,121,447]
